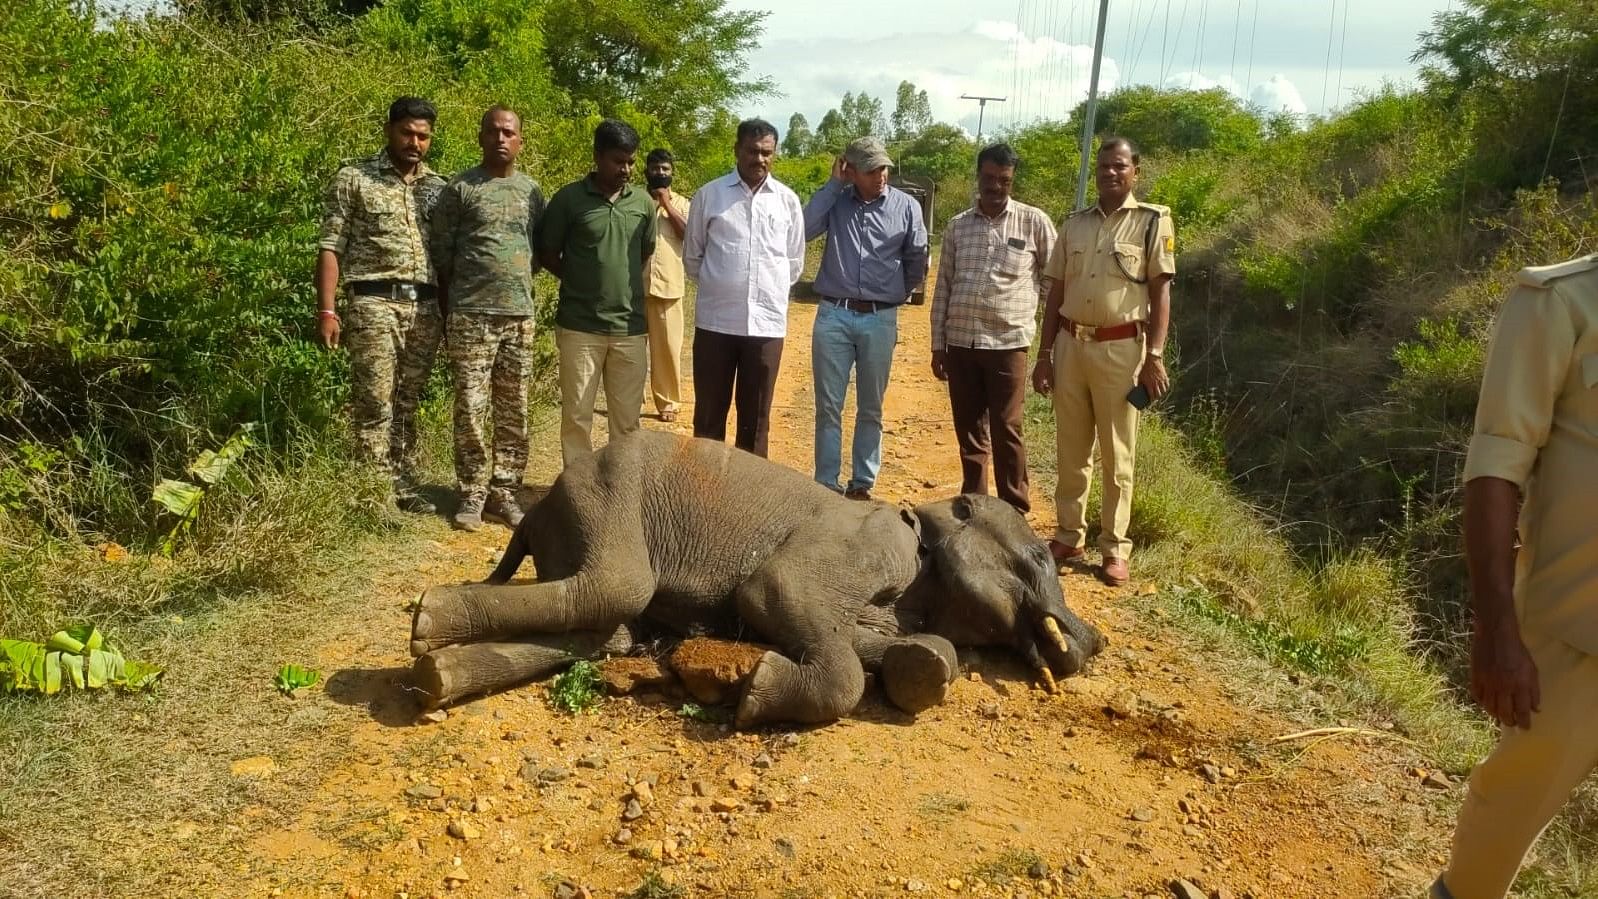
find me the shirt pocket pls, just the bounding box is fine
[755,210,786,249]
[996,244,1029,279]
[1111,241,1146,283]
[361,191,402,222]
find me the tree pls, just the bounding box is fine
[891,81,933,140]
[175,0,378,25]
[1414,0,1597,94]
[837,91,888,138]
[814,109,850,154]
[783,113,813,157]
[897,123,975,181]
[1070,86,1262,156]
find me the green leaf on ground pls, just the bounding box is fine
[272,664,321,695]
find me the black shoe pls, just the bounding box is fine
[395,491,436,515]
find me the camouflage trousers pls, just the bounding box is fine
[343,295,443,489]
[447,311,533,497]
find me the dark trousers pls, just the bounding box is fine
[692,328,784,458]
[946,345,1030,513]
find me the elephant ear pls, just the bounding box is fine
[899,507,924,548]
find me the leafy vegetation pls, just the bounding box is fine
[0,624,162,695]
[272,663,321,696]
[547,660,604,714]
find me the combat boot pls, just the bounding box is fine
[393,477,436,515]
[484,487,524,529]
[453,491,485,532]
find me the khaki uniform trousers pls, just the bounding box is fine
[644,293,684,415]
[556,326,647,467]
[1441,631,1598,899]
[1050,328,1143,560]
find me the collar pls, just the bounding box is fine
[1093,191,1140,218]
[726,170,773,194]
[376,151,435,184]
[583,174,633,199]
[974,198,1012,221]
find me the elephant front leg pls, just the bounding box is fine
[854,628,958,714]
[411,568,654,656]
[412,624,635,709]
[735,643,865,729]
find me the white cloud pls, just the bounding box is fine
[1250,74,1309,116]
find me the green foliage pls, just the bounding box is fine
[1167,584,1368,676]
[0,624,162,695]
[627,870,685,899]
[152,424,257,556]
[782,113,813,157]
[272,663,321,695]
[896,124,978,183]
[891,80,933,140]
[1075,86,1263,156]
[969,848,1044,885]
[547,660,603,714]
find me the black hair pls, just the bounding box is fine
[976,142,1020,171]
[388,96,437,125]
[480,104,519,131]
[1097,135,1141,165]
[735,118,779,146]
[594,119,641,155]
[646,148,675,167]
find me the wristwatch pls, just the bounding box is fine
[1146,347,1164,359]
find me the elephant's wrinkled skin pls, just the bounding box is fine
[409,431,1105,727]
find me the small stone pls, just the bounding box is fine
[442,871,469,884]
[752,752,774,769]
[775,837,796,859]
[1130,807,1155,822]
[417,709,449,725]
[577,753,606,769]
[692,780,712,797]
[229,755,276,778]
[1212,889,1238,899]
[946,878,963,891]
[1198,764,1222,784]
[631,841,665,860]
[1169,879,1205,899]
[977,701,1002,720]
[1183,825,1203,838]
[446,820,480,841]
[710,797,742,813]
[622,798,644,821]
[406,784,443,801]
[905,880,927,892]
[553,884,578,899]
[614,828,633,845]
[631,781,655,805]
[1220,766,1236,779]
[471,797,492,814]
[776,733,800,749]
[537,768,570,783]
[1028,861,1048,880]
[731,773,757,791]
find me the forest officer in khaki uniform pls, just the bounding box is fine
[1031,136,1175,587]
[316,96,447,514]
[1432,254,1598,899]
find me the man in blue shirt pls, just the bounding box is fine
[804,136,929,499]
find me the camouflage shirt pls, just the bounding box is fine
[429,166,546,315]
[318,152,446,285]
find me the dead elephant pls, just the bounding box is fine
[409,430,1105,728]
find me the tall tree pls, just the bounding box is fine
[891,80,933,139]
[783,112,813,156]
[838,91,887,138]
[814,108,849,153]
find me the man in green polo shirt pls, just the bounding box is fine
[536,119,657,465]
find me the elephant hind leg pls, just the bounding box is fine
[735,645,864,729]
[411,566,655,656]
[412,624,635,709]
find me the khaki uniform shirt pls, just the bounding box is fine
[932,199,1057,351]
[318,152,446,285]
[1464,254,1598,653]
[647,192,692,300]
[1041,192,1176,327]
[429,166,546,316]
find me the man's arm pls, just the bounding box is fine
[901,201,930,301]
[1465,476,1535,728]
[803,158,849,240]
[1032,229,1069,394]
[314,250,341,349]
[526,184,546,276]
[429,182,461,315]
[930,225,956,378]
[1137,274,1174,398]
[785,191,806,286]
[656,192,688,240]
[314,169,354,349]
[682,188,709,281]
[534,188,566,280]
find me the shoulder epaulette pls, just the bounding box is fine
[1514,254,1598,289]
[1135,201,1172,216]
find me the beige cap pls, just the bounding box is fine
[844,136,894,172]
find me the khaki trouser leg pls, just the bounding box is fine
[1441,633,1598,899]
[1085,336,1143,560]
[556,327,606,467]
[603,334,648,441]
[1051,331,1096,551]
[645,294,684,414]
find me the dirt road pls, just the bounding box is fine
[221,299,1449,899]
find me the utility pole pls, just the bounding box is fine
[1073,0,1112,209]
[959,94,1007,144]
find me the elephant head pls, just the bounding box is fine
[909,494,1107,684]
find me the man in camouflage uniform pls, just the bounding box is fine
[316,96,447,513]
[430,106,545,531]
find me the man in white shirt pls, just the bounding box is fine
[682,118,806,457]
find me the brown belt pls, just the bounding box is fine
[1061,318,1141,342]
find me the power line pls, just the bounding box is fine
[1320,0,1338,112]
[1009,0,1023,128]
[1229,0,1242,83]
[1245,0,1259,93]
[1334,0,1351,110]
[1189,0,1209,87]
[1159,0,1172,84]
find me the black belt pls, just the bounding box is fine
[349,280,436,302]
[823,296,894,314]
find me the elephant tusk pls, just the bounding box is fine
[1040,616,1073,656]
[1036,665,1058,694]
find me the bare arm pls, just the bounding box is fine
[315,249,341,349]
[1465,476,1537,729]
[538,248,564,280]
[1031,276,1064,395]
[656,193,688,239]
[1137,273,1173,398]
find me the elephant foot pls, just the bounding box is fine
[409,584,481,657]
[881,638,956,714]
[734,650,862,729]
[734,651,793,729]
[411,626,637,709]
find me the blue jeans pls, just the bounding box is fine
[811,300,899,491]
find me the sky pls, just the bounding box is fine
[725,0,1460,138]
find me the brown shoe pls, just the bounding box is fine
[1100,556,1130,587]
[1048,539,1085,566]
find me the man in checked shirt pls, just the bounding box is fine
[931,143,1057,514]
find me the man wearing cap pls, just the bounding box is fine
[1429,253,1598,899]
[316,96,448,514]
[1031,137,1174,587]
[803,136,929,499]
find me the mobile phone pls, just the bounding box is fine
[1126,383,1152,410]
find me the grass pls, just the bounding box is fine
[915,792,971,822]
[969,848,1045,885]
[627,870,685,899]
[548,659,604,714]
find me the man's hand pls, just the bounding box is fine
[1031,356,1054,395]
[1471,619,1541,729]
[318,314,340,350]
[931,350,948,382]
[650,187,670,205]
[1139,354,1170,399]
[831,155,849,183]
